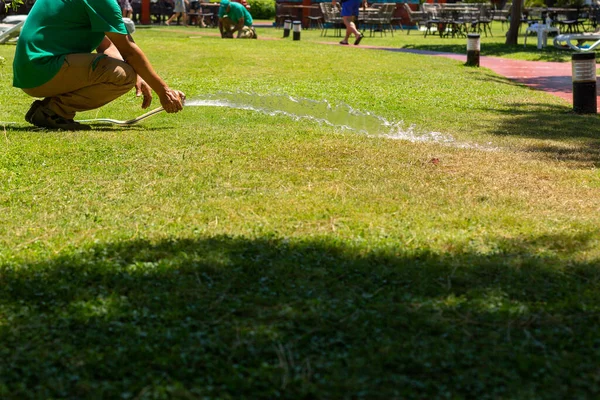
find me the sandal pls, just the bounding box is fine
[339,40,349,45]
[354,33,364,45]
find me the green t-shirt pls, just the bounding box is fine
[219,2,253,27]
[13,0,128,89]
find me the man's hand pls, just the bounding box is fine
[159,88,186,113]
[105,31,183,114]
[135,75,153,109]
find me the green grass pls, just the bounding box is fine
[268,20,578,62]
[1,25,600,399]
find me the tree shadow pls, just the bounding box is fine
[401,42,571,62]
[503,75,571,95]
[2,232,600,399]
[477,102,600,167]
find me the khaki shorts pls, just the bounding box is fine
[238,26,256,38]
[221,16,256,39]
[22,53,136,119]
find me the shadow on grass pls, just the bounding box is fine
[480,102,600,167]
[2,233,600,399]
[401,42,571,62]
[4,125,166,133]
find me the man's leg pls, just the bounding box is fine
[344,16,360,40]
[221,16,235,37]
[23,53,137,120]
[238,26,256,38]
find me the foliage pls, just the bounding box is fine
[247,0,275,19]
[1,26,600,399]
[553,0,585,8]
[460,0,493,4]
[525,0,545,8]
[5,0,23,11]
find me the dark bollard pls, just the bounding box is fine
[283,20,291,38]
[465,33,480,67]
[293,20,301,41]
[572,52,597,114]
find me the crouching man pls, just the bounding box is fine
[218,0,257,39]
[13,0,185,130]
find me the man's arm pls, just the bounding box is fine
[103,32,184,113]
[96,36,153,109]
[96,36,123,60]
[233,17,245,34]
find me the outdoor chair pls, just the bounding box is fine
[0,15,26,44]
[200,4,216,28]
[555,10,586,34]
[472,5,493,37]
[492,4,510,31]
[437,6,465,38]
[307,6,324,31]
[319,2,342,37]
[363,3,395,37]
[524,23,560,49]
[589,7,600,31]
[187,1,201,26]
[514,7,536,34]
[275,3,293,29]
[553,31,600,51]
[402,3,424,35]
[422,4,441,37]
[388,4,403,32]
[526,7,545,26]
[456,7,478,36]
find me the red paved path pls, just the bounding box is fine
[353,45,599,112]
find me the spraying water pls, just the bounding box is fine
[3,91,494,150]
[186,92,493,150]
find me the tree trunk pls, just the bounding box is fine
[505,0,523,45]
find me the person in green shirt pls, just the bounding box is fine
[218,0,256,39]
[13,0,185,130]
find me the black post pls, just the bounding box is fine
[283,20,291,38]
[572,52,597,114]
[466,34,480,67]
[293,20,301,40]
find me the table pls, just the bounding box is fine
[285,4,319,28]
[200,3,220,26]
[524,24,560,49]
[357,7,379,23]
[358,7,380,17]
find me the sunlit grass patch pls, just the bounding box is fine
[1,25,600,399]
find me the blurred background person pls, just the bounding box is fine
[165,0,188,26]
[218,0,256,39]
[333,0,365,45]
[120,0,133,19]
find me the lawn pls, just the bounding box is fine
[1,23,600,399]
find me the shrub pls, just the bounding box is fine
[248,0,275,19]
[525,0,545,7]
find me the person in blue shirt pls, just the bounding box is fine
[333,0,365,45]
[218,0,257,39]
